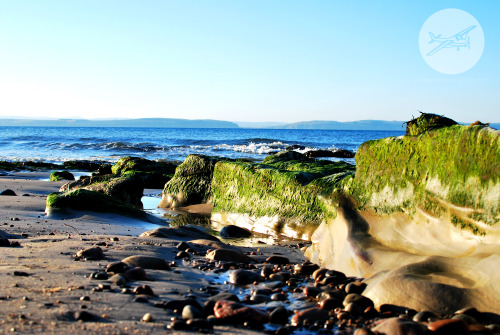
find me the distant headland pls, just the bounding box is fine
[0,118,497,131]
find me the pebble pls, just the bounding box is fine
[343,293,374,310]
[142,313,154,322]
[213,300,270,325]
[270,306,289,325]
[427,318,468,334]
[206,249,254,263]
[123,267,148,281]
[372,317,427,335]
[182,304,203,320]
[176,241,190,251]
[219,225,252,238]
[290,307,329,326]
[132,284,155,296]
[105,261,130,274]
[265,255,290,265]
[0,189,17,196]
[229,269,260,285]
[76,246,104,260]
[121,255,171,270]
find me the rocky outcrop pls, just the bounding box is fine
[211,151,355,239]
[60,175,144,209]
[404,112,458,135]
[111,156,177,189]
[305,123,500,314]
[45,189,159,223]
[158,155,219,208]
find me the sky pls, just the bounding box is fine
[0,1,499,123]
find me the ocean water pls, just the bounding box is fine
[0,126,405,164]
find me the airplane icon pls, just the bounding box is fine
[427,25,476,56]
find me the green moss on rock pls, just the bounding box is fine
[351,125,499,234]
[49,170,75,182]
[46,189,156,222]
[159,155,221,208]
[211,151,355,235]
[111,156,177,189]
[405,112,458,136]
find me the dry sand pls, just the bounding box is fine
[0,172,305,334]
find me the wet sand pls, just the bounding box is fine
[0,172,305,334]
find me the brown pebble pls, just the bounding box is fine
[427,318,468,334]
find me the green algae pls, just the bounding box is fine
[111,156,177,189]
[351,125,499,233]
[212,152,355,233]
[49,170,75,182]
[405,112,458,135]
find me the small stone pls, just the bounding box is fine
[345,281,367,295]
[133,285,154,296]
[270,293,287,301]
[80,296,90,301]
[290,307,329,326]
[413,310,437,322]
[176,251,190,259]
[250,294,270,304]
[219,225,252,238]
[176,241,190,251]
[427,318,468,334]
[76,247,104,260]
[109,274,127,286]
[74,311,95,322]
[206,249,254,263]
[343,294,374,311]
[0,189,17,196]
[229,269,260,285]
[265,255,290,265]
[13,271,31,277]
[294,263,319,276]
[90,271,108,280]
[270,306,289,325]
[121,255,171,270]
[142,313,154,322]
[182,305,203,320]
[186,319,213,331]
[214,300,270,325]
[123,267,147,281]
[106,261,130,274]
[372,317,427,335]
[319,297,343,310]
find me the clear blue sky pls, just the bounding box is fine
[0,1,498,123]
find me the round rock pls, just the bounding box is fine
[219,225,252,238]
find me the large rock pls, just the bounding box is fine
[49,170,75,182]
[305,123,500,314]
[211,151,355,239]
[45,189,159,223]
[158,155,219,208]
[61,175,144,209]
[111,156,177,189]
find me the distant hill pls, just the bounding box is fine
[236,121,289,128]
[0,118,239,128]
[270,120,407,131]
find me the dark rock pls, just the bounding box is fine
[229,269,261,285]
[294,262,319,276]
[62,160,102,172]
[319,297,343,310]
[303,286,321,298]
[290,307,329,326]
[133,285,154,296]
[270,293,287,302]
[427,318,468,334]
[74,311,96,322]
[176,241,190,251]
[305,149,355,158]
[176,251,190,259]
[0,189,16,196]
[0,239,11,247]
[250,294,270,304]
[206,249,255,263]
[213,300,270,325]
[219,225,252,238]
[140,225,220,241]
[106,261,130,274]
[270,306,289,325]
[162,298,203,312]
[265,255,290,265]
[186,318,213,331]
[49,171,75,182]
[413,310,437,322]
[345,281,367,295]
[123,267,148,281]
[405,112,458,135]
[90,271,108,280]
[121,255,171,270]
[372,317,427,335]
[76,246,104,260]
[343,294,374,311]
[13,271,31,277]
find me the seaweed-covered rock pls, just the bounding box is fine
[158,155,220,208]
[62,160,103,172]
[305,124,500,314]
[60,175,144,209]
[211,153,355,239]
[305,149,355,158]
[49,170,75,182]
[111,156,177,189]
[45,189,158,223]
[405,112,458,136]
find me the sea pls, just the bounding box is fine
[0,126,405,164]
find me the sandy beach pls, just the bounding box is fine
[0,172,307,334]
